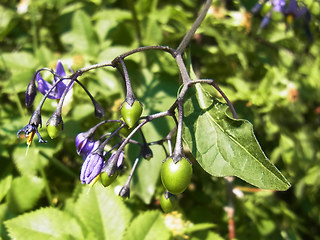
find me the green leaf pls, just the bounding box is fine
[12,144,48,176]
[61,10,98,55]
[7,175,45,213]
[182,84,290,191]
[4,208,84,240]
[0,175,12,202]
[74,184,132,240]
[123,210,170,240]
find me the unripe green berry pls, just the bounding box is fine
[160,193,178,213]
[47,124,62,139]
[100,171,118,187]
[161,157,193,195]
[121,100,143,129]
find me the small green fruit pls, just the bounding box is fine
[121,100,143,128]
[100,171,118,187]
[160,193,178,213]
[160,157,192,195]
[47,124,62,139]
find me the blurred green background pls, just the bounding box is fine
[0,0,320,239]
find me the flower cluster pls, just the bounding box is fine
[18,60,74,144]
[75,124,125,186]
[252,0,311,37]
[17,57,153,194]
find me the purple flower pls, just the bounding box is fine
[75,132,100,156]
[80,153,104,184]
[282,0,308,18]
[36,60,70,100]
[271,0,285,12]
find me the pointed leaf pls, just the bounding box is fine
[4,208,84,240]
[123,210,170,240]
[0,175,12,202]
[74,184,132,240]
[182,84,290,190]
[7,175,45,213]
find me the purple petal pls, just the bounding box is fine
[283,0,305,17]
[272,0,285,12]
[117,151,124,167]
[54,60,70,99]
[36,73,59,99]
[108,151,125,168]
[251,3,262,14]
[56,60,66,77]
[260,12,272,29]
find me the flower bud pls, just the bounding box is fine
[80,153,104,184]
[160,191,178,213]
[100,171,118,187]
[25,78,37,107]
[119,185,130,199]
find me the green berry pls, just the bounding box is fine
[160,193,178,213]
[160,157,193,195]
[47,124,62,139]
[100,171,118,187]
[121,100,143,129]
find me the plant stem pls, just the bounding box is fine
[186,79,238,119]
[225,177,236,240]
[175,54,192,85]
[119,58,135,105]
[172,99,184,162]
[176,0,212,54]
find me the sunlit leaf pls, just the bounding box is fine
[123,210,170,240]
[6,175,45,213]
[182,84,290,190]
[74,184,132,240]
[4,208,84,240]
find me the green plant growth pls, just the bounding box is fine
[0,0,319,239]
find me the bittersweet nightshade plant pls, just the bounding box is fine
[16,1,293,238]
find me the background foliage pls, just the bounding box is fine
[0,0,319,239]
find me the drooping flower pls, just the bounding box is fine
[17,110,46,145]
[80,153,104,184]
[282,0,308,19]
[36,60,71,100]
[17,124,46,146]
[75,132,100,156]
